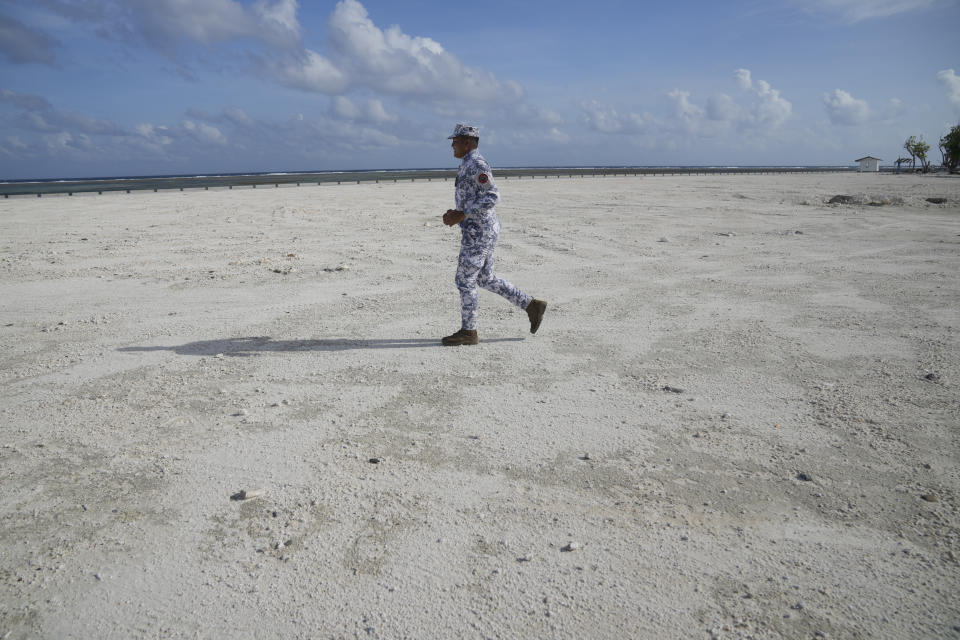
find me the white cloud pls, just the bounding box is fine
[223,107,253,127]
[733,70,792,129]
[546,127,570,144]
[181,120,227,145]
[823,89,870,125]
[734,69,752,91]
[38,0,302,52]
[750,80,792,127]
[799,0,937,22]
[265,49,348,93]
[136,123,173,146]
[6,93,128,136]
[668,89,707,132]
[580,100,624,133]
[133,0,255,48]
[578,100,656,138]
[364,99,397,124]
[657,70,790,138]
[44,131,95,152]
[707,93,740,121]
[252,0,301,39]
[938,69,960,112]
[290,0,520,103]
[330,96,397,124]
[35,0,525,106]
[330,96,362,120]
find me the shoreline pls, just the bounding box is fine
[0,165,890,198]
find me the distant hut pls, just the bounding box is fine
[855,156,881,172]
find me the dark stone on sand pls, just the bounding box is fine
[921,493,938,503]
[368,457,381,464]
[926,197,947,204]
[924,372,940,382]
[796,472,814,482]
[663,385,685,394]
[828,195,857,204]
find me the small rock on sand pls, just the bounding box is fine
[561,541,581,552]
[231,488,265,501]
[828,195,856,204]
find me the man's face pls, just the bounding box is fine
[451,136,473,159]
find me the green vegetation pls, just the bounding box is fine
[939,124,960,174]
[904,135,931,172]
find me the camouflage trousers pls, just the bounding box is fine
[455,213,532,330]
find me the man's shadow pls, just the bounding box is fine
[118,335,523,357]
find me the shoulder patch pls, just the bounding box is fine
[478,173,489,184]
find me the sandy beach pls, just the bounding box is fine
[1,172,958,639]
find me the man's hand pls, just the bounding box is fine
[443,209,465,226]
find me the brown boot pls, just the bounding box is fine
[441,329,479,346]
[526,299,547,334]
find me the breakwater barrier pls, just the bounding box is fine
[1,166,862,198]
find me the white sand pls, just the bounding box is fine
[1,172,958,639]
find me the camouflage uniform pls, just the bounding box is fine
[453,145,532,330]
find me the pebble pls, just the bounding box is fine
[580,453,592,461]
[232,488,265,501]
[368,457,381,464]
[662,385,684,394]
[796,472,814,482]
[561,541,581,552]
[920,494,938,503]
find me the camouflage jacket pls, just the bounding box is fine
[455,149,499,219]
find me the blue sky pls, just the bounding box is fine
[1,0,958,179]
